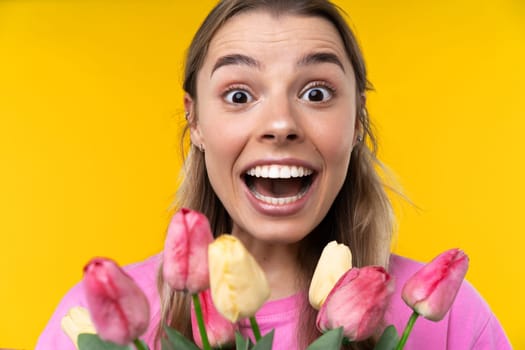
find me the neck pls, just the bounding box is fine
[232,230,303,300]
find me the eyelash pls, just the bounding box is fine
[300,81,336,99]
[221,81,337,104]
[222,84,254,103]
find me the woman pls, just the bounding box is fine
[36,1,510,349]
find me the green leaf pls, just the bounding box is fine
[161,337,173,350]
[77,334,133,350]
[134,339,150,350]
[161,337,174,350]
[374,325,400,350]
[252,330,274,350]
[235,332,252,350]
[163,324,201,350]
[306,327,343,350]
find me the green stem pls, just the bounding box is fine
[192,293,212,350]
[133,339,149,350]
[395,311,419,350]
[249,316,262,341]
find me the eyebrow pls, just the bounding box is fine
[297,52,345,72]
[211,54,261,76]
[210,51,345,77]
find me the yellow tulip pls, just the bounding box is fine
[60,306,96,349]
[308,240,352,310]
[208,235,270,322]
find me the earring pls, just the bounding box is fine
[357,135,363,143]
[184,111,190,120]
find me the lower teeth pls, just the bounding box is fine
[252,188,307,205]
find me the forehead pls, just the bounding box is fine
[203,10,351,71]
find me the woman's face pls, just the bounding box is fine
[188,11,358,244]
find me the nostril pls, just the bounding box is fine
[261,133,299,141]
[262,133,276,140]
[260,131,300,143]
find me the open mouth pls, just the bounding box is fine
[243,165,315,205]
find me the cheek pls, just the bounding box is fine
[199,119,248,181]
[328,143,353,186]
[202,136,237,205]
[315,117,355,166]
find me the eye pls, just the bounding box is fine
[300,84,334,103]
[224,89,254,104]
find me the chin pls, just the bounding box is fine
[238,221,314,245]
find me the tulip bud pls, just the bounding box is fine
[191,289,237,348]
[61,307,96,349]
[83,258,150,346]
[163,208,214,293]
[309,240,352,310]
[402,248,469,321]
[317,266,394,342]
[208,235,270,322]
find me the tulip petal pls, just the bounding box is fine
[402,249,469,321]
[83,258,150,345]
[191,289,237,348]
[163,208,214,293]
[61,307,96,349]
[309,241,352,310]
[317,266,394,341]
[208,235,270,323]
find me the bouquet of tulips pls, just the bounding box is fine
[62,208,469,350]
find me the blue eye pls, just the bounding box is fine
[224,90,253,104]
[300,86,333,102]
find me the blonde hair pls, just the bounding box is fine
[156,1,394,349]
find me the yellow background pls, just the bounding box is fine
[0,0,523,348]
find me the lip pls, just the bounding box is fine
[240,158,319,217]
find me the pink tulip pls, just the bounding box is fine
[163,208,214,293]
[402,248,469,321]
[316,266,394,341]
[83,258,150,345]
[191,289,237,348]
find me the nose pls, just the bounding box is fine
[258,98,303,145]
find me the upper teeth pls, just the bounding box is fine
[246,165,313,179]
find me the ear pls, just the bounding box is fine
[184,93,204,147]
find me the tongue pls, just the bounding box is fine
[253,178,303,198]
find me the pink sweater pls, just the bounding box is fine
[36,254,511,349]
